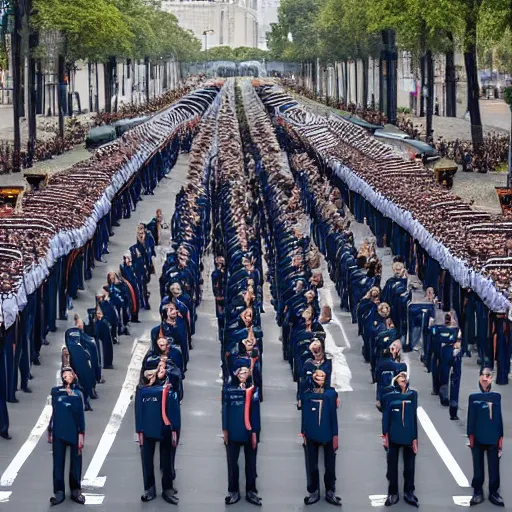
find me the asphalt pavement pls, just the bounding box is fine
[0,147,511,511]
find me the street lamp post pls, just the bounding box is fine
[202,29,214,75]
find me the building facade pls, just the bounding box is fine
[163,0,260,49]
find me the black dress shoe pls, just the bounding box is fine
[430,390,438,396]
[225,492,241,505]
[84,404,93,412]
[470,493,484,506]
[246,491,262,506]
[325,490,342,506]
[103,365,114,370]
[0,431,12,440]
[21,386,32,393]
[162,490,179,504]
[71,490,86,505]
[404,493,419,507]
[489,493,505,507]
[304,490,320,505]
[141,486,157,502]
[50,491,65,506]
[450,416,459,421]
[33,358,41,366]
[385,494,399,507]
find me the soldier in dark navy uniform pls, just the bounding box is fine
[382,372,419,507]
[301,369,341,507]
[222,364,262,506]
[47,367,86,506]
[375,342,407,411]
[135,359,182,504]
[467,364,505,507]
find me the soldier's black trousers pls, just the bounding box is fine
[226,440,257,493]
[471,443,500,495]
[387,443,415,495]
[52,438,82,494]
[141,432,176,492]
[304,439,336,493]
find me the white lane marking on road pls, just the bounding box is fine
[369,495,388,507]
[320,284,351,349]
[319,286,353,392]
[82,340,148,489]
[417,406,471,487]
[0,491,12,502]
[84,493,105,505]
[0,369,61,487]
[453,496,472,507]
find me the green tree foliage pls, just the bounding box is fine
[32,0,201,63]
[268,0,325,61]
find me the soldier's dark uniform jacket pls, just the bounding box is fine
[301,387,338,443]
[375,358,407,402]
[49,387,85,444]
[222,385,261,442]
[467,392,503,446]
[382,389,418,445]
[135,385,181,437]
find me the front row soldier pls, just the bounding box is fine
[467,363,505,507]
[135,359,182,505]
[382,372,419,508]
[222,364,262,506]
[301,369,341,507]
[48,367,86,506]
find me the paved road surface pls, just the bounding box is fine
[0,152,511,511]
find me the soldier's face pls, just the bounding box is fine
[62,371,74,385]
[170,284,181,297]
[157,338,169,352]
[96,310,104,321]
[310,341,323,357]
[167,306,178,320]
[312,370,326,387]
[479,370,493,390]
[237,367,250,383]
[241,309,253,325]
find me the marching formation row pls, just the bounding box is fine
[2,79,507,509]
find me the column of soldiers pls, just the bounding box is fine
[283,140,505,507]
[241,83,342,507]
[0,85,222,441]
[210,83,263,507]
[134,97,217,505]
[49,214,161,506]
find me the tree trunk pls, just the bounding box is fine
[354,60,359,105]
[344,60,348,104]
[95,62,99,112]
[464,49,483,151]
[11,0,22,171]
[425,50,434,141]
[88,61,93,112]
[362,57,369,108]
[445,35,457,117]
[27,25,38,166]
[57,54,65,137]
[145,57,150,103]
[103,57,115,113]
[335,62,340,103]
[463,0,484,152]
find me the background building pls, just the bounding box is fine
[163,0,261,49]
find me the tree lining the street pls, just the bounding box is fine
[268,0,509,151]
[32,0,202,113]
